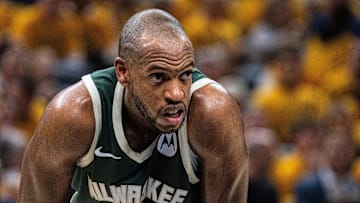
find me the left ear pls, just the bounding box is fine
[114,56,130,86]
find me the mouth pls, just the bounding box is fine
[162,107,185,126]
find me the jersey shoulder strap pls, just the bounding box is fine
[77,67,117,167]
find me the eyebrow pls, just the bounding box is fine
[147,65,170,73]
[147,62,195,73]
[184,61,195,69]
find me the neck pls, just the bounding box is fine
[122,90,160,152]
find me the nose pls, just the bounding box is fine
[164,80,185,103]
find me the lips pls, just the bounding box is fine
[161,105,185,126]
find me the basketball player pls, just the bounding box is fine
[18,9,249,203]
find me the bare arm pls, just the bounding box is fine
[188,83,249,203]
[18,82,95,203]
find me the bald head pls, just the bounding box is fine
[118,9,191,63]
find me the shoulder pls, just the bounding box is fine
[189,82,243,130]
[187,82,244,153]
[33,81,94,157]
[18,81,95,201]
[186,82,249,202]
[45,81,93,129]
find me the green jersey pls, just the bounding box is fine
[70,67,216,203]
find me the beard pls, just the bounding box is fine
[132,89,158,130]
[131,84,187,133]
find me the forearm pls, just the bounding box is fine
[18,138,75,202]
[18,159,73,203]
[225,161,249,203]
[201,158,249,203]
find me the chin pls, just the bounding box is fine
[156,123,183,133]
[157,127,179,133]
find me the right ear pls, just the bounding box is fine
[114,57,130,86]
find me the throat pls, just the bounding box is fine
[121,103,161,152]
[124,129,159,152]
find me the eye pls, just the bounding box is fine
[180,70,193,81]
[150,73,166,84]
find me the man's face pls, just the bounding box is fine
[127,37,195,132]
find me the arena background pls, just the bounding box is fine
[1,0,360,202]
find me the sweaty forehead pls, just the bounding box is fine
[139,34,194,57]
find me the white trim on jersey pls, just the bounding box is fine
[77,75,103,167]
[78,73,217,184]
[191,78,218,95]
[112,82,158,163]
[179,77,218,184]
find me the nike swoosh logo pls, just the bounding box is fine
[94,147,122,160]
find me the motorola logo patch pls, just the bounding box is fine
[157,132,178,157]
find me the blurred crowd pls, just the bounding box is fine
[1,0,360,202]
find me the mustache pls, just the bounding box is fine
[160,103,186,114]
